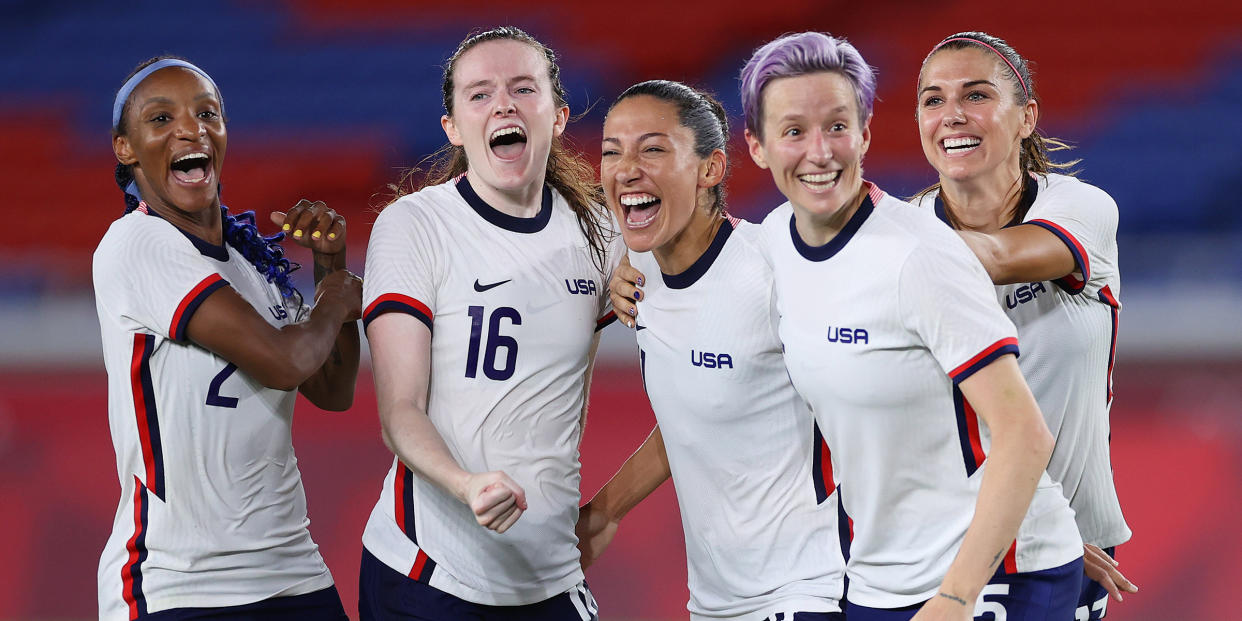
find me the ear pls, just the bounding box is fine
[700,148,727,188]
[1019,98,1039,139]
[552,104,570,138]
[113,134,137,165]
[744,128,768,170]
[441,114,463,147]
[859,116,872,158]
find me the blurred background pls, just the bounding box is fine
[1,0,1240,619]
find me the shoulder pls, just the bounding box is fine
[95,211,188,265]
[1035,174,1118,212]
[872,192,954,243]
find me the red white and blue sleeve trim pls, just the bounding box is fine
[1027,219,1090,294]
[595,310,617,332]
[949,337,1020,384]
[170,274,228,342]
[363,293,434,332]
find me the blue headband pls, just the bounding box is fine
[111,59,220,130]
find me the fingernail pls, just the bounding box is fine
[634,290,642,301]
[637,276,645,286]
[328,232,337,240]
[293,230,303,238]
[627,307,636,316]
[626,320,634,328]
[311,231,322,240]
[282,224,290,232]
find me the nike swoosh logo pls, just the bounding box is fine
[474,279,511,292]
[635,324,647,331]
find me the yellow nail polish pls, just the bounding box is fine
[293,230,303,238]
[327,232,337,240]
[282,223,290,232]
[311,231,322,240]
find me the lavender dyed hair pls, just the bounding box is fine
[739,32,877,138]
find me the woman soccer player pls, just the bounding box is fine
[613,32,1084,621]
[577,80,845,621]
[96,56,362,620]
[357,27,619,620]
[913,32,1135,619]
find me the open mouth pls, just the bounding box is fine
[942,136,981,155]
[489,126,527,160]
[620,192,661,229]
[170,152,211,184]
[797,170,840,191]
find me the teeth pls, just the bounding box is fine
[620,194,658,206]
[489,126,526,141]
[943,137,981,150]
[174,152,209,164]
[799,171,840,184]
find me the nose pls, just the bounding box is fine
[612,150,642,185]
[807,131,832,165]
[493,91,516,116]
[173,114,206,139]
[943,101,966,126]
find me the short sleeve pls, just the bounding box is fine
[93,216,229,342]
[898,237,1019,384]
[362,199,441,333]
[1023,178,1120,296]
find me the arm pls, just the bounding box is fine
[956,225,1075,285]
[608,255,646,328]
[368,311,527,533]
[273,202,361,411]
[577,425,671,569]
[915,354,1055,620]
[185,271,360,392]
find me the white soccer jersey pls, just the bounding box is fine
[360,177,620,606]
[916,173,1131,549]
[631,217,844,621]
[93,208,332,621]
[761,183,1083,609]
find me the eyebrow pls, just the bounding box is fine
[918,79,996,96]
[462,75,539,91]
[602,132,669,145]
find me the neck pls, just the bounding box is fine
[467,170,546,218]
[652,206,724,276]
[136,180,224,245]
[792,181,867,247]
[939,164,1025,232]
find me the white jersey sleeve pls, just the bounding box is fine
[362,200,443,331]
[1024,175,1120,298]
[897,237,1019,382]
[94,214,229,342]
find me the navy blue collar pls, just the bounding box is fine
[662,217,733,290]
[457,175,552,234]
[141,204,230,261]
[934,175,1039,229]
[790,194,875,262]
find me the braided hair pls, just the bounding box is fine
[112,55,301,303]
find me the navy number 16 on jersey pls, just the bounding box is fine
[465,306,522,380]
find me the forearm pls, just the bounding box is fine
[590,426,671,521]
[381,399,472,503]
[299,249,360,409]
[939,412,1053,603]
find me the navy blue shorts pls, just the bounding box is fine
[846,555,1084,621]
[763,612,845,621]
[358,547,598,620]
[140,585,347,620]
[1076,546,1116,620]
